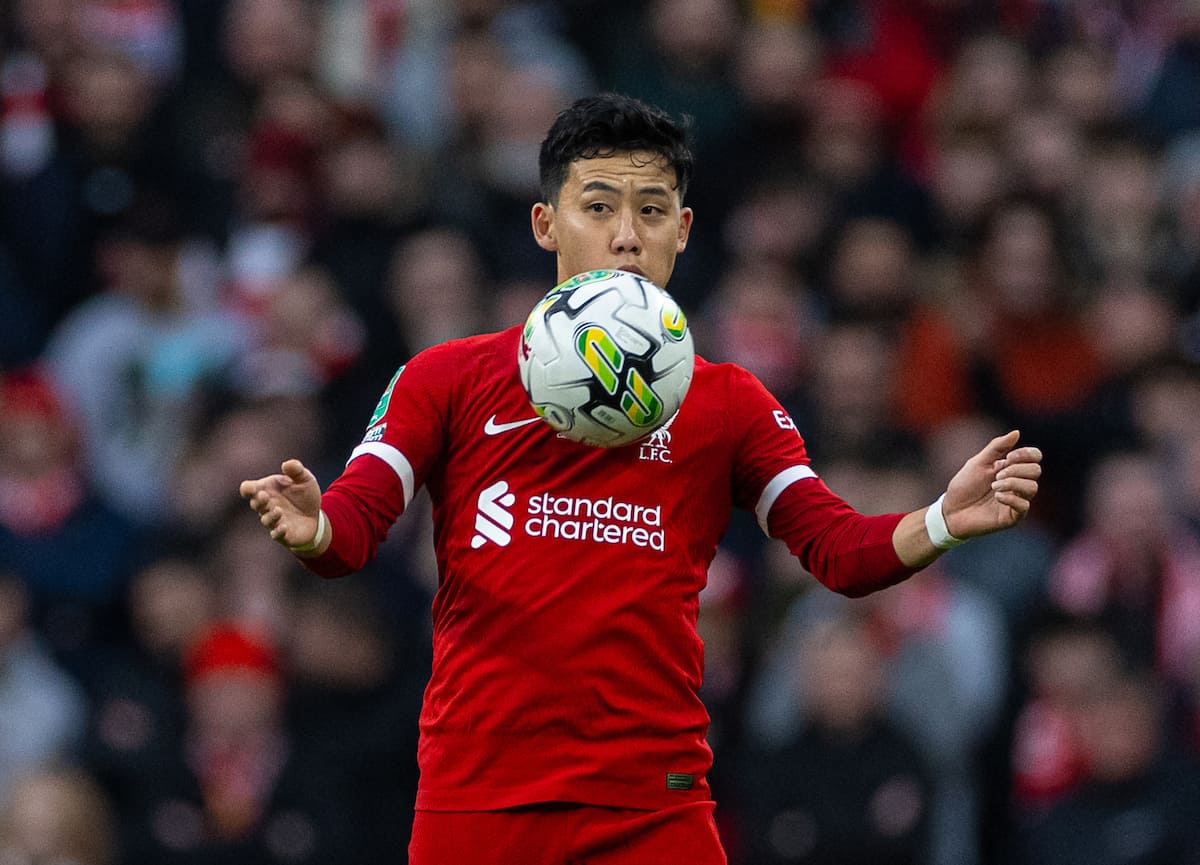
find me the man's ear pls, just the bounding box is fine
[677,206,694,253]
[531,202,557,252]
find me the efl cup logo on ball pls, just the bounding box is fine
[518,270,695,447]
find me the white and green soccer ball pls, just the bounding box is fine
[518,269,695,448]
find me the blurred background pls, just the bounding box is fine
[3,0,1200,863]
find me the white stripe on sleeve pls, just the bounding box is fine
[754,465,818,535]
[348,442,416,507]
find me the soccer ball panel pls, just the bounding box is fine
[518,270,695,448]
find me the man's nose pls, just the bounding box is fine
[610,211,641,253]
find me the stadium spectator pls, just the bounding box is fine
[927,34,1034,139]
[1125,360,1200,458]
[207,515,303,642]
[41,195,248,527]
[812,0,949,172]
[384,226,490,355]
[285,578,427,865]
[1040,42,1121,135]
[737,609,934,865]
[821,216,920,327]
[1008,613,1126,817]
[1084,280,1177,385]
[315,0,449,153]
[1047,451,1200,695]
[117,620,358,865]
[602,0,748,300]
[604,0,744,168]
[1179,427,1200,543]
[745,554,1008,865]
[802,321,922,466]
[82,556,216,819]
[450,50,590,282]
[924,127,1011,252]
[697,258,818,414]
[1003,105,1088,207]
[158,0,325,242]
[903,195,1101,425]
[1013,672,1200,865]
[718,169,834,288]
[0,368,139,648]
[220,79,345,316]
[801,75,935,247]
[1074,138,1164,283]
[0,573,88,805]
[234,264,365,399]
[728,17,821,180]
[1,44,180,332]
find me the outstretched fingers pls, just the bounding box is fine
[239,479,276,515]
[240,460,309,509]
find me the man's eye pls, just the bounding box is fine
[588,202,609,213]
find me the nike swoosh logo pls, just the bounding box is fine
[484,414,542,435]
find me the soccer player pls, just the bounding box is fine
[240,93,1043,864]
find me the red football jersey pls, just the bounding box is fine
[306,326,913,811]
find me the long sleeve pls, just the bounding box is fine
[300,453,410,578]
[766,477,916,597]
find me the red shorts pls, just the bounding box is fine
[408,801,727,865]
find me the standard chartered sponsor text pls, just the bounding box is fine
[525,491,665,550]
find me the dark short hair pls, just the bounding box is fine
[538,93,694,204]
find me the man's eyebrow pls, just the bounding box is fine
[580,180,672,198]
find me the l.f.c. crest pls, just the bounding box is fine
[638,418,675,463]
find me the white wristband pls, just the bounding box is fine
[289,509,328,554]
[925,493,965,550]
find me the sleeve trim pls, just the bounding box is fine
[348,442,415,507]
[755,465,817,534]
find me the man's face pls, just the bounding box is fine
[531,151,693,289]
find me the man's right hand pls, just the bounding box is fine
[239,459,324,551]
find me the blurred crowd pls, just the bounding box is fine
[3,0,1200,863]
